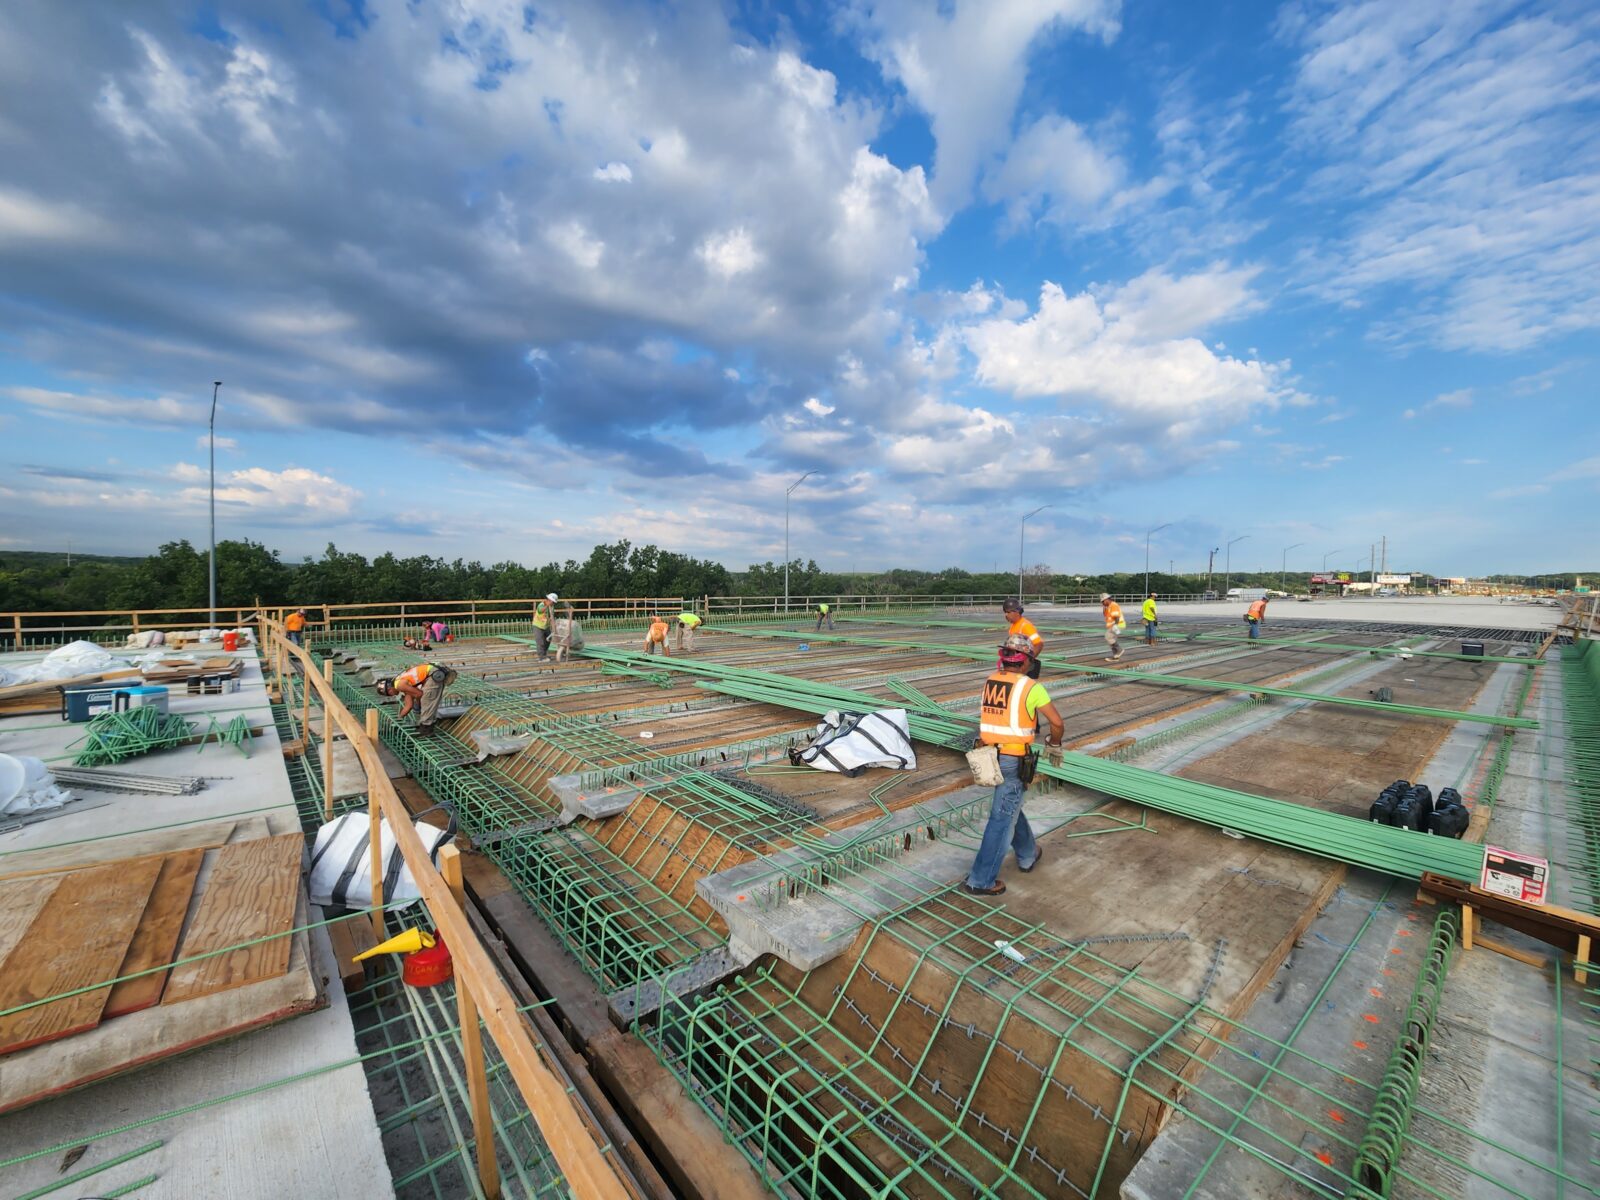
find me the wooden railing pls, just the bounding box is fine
[258,616,634,1200]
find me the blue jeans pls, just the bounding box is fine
[967,753,1038,888]
[1247,618,1260,639]
[1144,620,1157,641]
[287,630,303,647]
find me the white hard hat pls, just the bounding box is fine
[546,593,558,601]
[1099,593,1111,602]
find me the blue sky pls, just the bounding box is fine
[0,0,1595,577]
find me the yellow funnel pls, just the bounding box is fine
[353,926,436,963]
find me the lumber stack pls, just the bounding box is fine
[0,831,305,1058]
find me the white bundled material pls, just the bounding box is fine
[470,730,535,761]
[308,812,452,908]
[1,640,123,686]
[793,709,916,776]
[0,754,73,817]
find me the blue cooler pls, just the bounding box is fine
[116,685,170,714]
[61,683,121,722]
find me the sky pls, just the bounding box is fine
[0,0,1595,578]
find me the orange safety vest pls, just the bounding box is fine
[285,612,306,632]
[1247,599,1267,621]
[979,671,1040,757]
[1008,616,1043,653]
[395,663,434,690]
[647,618,668,642]
[1104,602,1124,628]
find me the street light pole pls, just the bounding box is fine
[1206,546,1219,597]
[784,470,817,616]
[1323,548,1345,572]
[1019,505,1052,600]
[208,380,222,632]
[1224,534,1249,594]
[1143,523,1171,599]
[1281,542,1304,593]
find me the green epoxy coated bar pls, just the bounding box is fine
[581,647,1490,883]
[715,627,1538,730]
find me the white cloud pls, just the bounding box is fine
[982,114,1126,226]
[698,227,761,278]
[5,385,188,425]
[546,219,604,270]
[593,161,632,183]
[196,434,238,451]
[1403,387,1473,418]
[1489,483,1550,499]
[847,0,1121,209]
[1550,455,1600,483]
[1300,454,1347,469]
[180,465,361,515]
[802,398,836,417]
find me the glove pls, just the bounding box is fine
[1045,743,1063,768]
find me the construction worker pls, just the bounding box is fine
[1141,593,1159,645]
[644,613,671,656]
[532,593,558,660]
[1002,598,1044,668]
[965,634,1064,896]
[675,610,703,653]
[1100,594,1126,662]
[815,601,834,632]
[285,608,308,647]
[1245,595,1268,639]
[429,618,449,643]
[376,661,459,735]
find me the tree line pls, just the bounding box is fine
[5,539,1553,615]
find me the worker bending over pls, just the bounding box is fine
[1002,598,1044,672]
[965,635,1064,896]
[814,601,834,632]
[1141,593,1159,644]
[285,608,308,647]
[532,593,558,661]
[675,610,703,653]
[1245,596,1268,639]
[376,661,459,736]
[1100,593,1126,661]
[644,613,671,656]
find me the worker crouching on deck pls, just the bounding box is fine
[644,613,671,656]
[675,610,703,653]
[376,661,459,736]
[964,635,1065,897]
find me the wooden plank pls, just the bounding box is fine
[103,848,207,1018]
[0,668,142,703]
[1474,934,1546,969]
[0,877,63,963]
[0,856,163,1055]
[0,819,240,881]
[325,915,379,994]
[163,833,304,1004]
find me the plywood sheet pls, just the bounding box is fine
[163,833,304,1004]
[0,877,63,963]
[103,848,206,1018]
[0,819,239,881]
[0,857,163,1055]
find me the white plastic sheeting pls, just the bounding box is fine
[308,812,451,908]
[793,709,916,776]
[0,640,122,688]
[0,754,73,816]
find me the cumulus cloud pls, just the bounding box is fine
[178,465,361,516]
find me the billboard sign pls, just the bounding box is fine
[1376,574,1411,586]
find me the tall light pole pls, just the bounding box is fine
[208,380,222,632]
[1322,548,1345,572]
[1206,546,1219,597]
[1224,534,1249,594]
[784,470,817,616]
[1019,505,1052,600]
[1143,523,1170,598]
[1281,542,1304,593]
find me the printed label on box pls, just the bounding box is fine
[1480,845,1549,905]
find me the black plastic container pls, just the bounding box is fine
[1427,804,1470,839]
[1392,785,1435,831]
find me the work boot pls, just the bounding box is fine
[416,723,436,736]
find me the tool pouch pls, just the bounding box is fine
[1018,750,1039,786]
[965,743,1002,786]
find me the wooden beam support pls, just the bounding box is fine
[366,706,385,943]
[442,844,502,1200]
[321,658,335,821]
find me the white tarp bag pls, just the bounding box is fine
[793,709,916,776]
[308,810,453,908]
[0,754,72,816]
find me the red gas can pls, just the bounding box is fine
[402,936,454,987]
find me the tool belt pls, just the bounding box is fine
[1017,749,1039,785]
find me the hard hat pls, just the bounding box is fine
[1002,597,1023,613]
[1099,593,1111,602]
[999,634,1036,658]
[546,593,558,602]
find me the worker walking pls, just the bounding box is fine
[964,635,1064,896]
[675,610,703,653]
[814,601,834,632]
[532,593,558,660]
[1101,594,1126,662]
[1141,593,1159,644]
[1245,596,1268,639]
[1002,598,1044,670]
[285,608,308,647]
[376,661,459,736]
[644,613,671,656]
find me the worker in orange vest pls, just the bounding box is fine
[644,613,671,656]
[1245,596,1269,639]
[965,635,1065,896]
[376,661,459,735]
[1002,598,1044,674]
[1100,593,1126,662]
[284,608,308,647]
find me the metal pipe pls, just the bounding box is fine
[784,470,817,617]
[208,380,221,631]
[1144,523,1170,597]
[1224,534,1249,595]
[1019,504,1051,601]
[1280,542,1303,593]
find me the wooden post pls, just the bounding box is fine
[440,844,502,1199]
[12,613,21,651]
[1462,903,1474,950]
[1578,933,1591,985]
[322,658,336,821]
[366,706,386,941]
